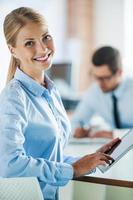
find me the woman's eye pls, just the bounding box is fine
[42,35,52,42]
[25,41,34,47]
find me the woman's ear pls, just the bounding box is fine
[8,44,17,58]
[118,68,123,76]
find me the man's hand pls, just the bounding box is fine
[73,127,90,138]
[74,128,113,139]
[89,130,113,139]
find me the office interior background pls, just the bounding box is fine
[1,0,133,94]
[0,0,133,200]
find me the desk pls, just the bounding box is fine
[74,150,133,188]
[70,137,133,188]
[61,138,133,200]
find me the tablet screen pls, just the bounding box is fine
[98,130,133,173]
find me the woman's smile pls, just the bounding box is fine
[33,51,52,64]
[10,22,55,81]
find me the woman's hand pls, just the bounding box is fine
[72,138,121,177]
[72,152,113,177]
[96,137,121,154]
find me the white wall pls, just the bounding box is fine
[93,0,133,77]
[1,0,132,91]
[93,0,124,55]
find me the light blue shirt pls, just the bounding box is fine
[71,77,133,131]
[0,68,76,200]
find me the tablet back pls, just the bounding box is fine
[98,130,133,173]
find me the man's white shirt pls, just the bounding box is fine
[71,76,133,132]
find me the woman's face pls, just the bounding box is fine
[10,22,55,75]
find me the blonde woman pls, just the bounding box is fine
[0,7,120,200]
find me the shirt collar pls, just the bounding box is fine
[97,76,127,99]
[14,67,55,96]
[109,77,127,98]
[105,77,126,98]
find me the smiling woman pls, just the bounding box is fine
[4,7,54,85]
[8,22,54,85]
[0,7,120,200]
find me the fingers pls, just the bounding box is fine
[74,128,88,138]
[97,137,121,153]
[97,152,114,165]
[100,156,110,164]
[107,137,121,147]
[90,131,113,139]
[104,138,121,154]
[99,160,107,166]
[104,153,114,161]
[101,153,114,164]
[72,152,114,178]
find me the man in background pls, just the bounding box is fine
[71,46,133,138]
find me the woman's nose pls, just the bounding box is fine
[36,41,48,53]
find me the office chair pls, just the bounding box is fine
[0,177,44,200]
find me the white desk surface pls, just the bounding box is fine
[65,135,133,188]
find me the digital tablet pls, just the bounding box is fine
[98,130,133,173]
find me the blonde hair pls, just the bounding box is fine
[3,7,47,83]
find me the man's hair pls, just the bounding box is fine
[92,46,122,74]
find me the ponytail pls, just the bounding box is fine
[6,56,18,84]
[4,7,46,85]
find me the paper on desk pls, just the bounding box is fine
[0,177,43,200]
[69,137,110,144]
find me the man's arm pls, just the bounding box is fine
[71,85,97,137]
